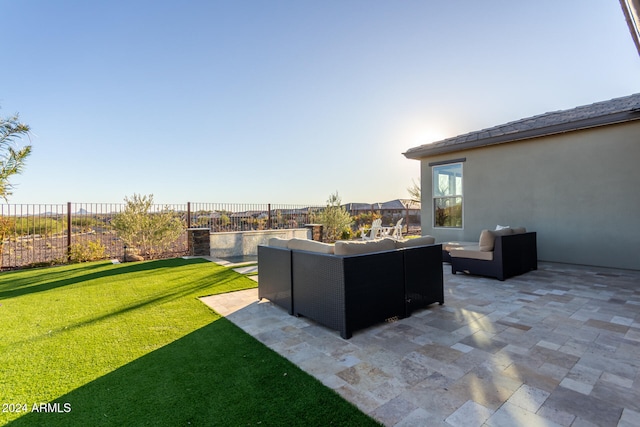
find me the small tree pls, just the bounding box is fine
[0,110,30,268]
[312,191,353,242]
[0,112,32,201]
[407,178,421,203]
[112,194,185,258]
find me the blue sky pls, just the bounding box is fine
[2,0,639,205]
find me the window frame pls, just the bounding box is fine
[431,161,464,229]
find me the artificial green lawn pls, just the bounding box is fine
[0,258,380,426]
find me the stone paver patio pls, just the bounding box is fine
[200,262,640,427]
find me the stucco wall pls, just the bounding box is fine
[419,121,640,270]
[209,228,310,258]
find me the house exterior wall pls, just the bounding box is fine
[419,121,640,270]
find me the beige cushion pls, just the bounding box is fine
[287,238,334,254]
[478,230,495,251]
[449,246,494,261]
[268,237,290,248]
[442,241,477,252]
[395,235,436,248]
[512,227,527,234]
[334,238,396,255]
[479,228,514,251]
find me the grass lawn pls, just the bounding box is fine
[0,258,380,426]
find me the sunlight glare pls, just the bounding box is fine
[414,128,448,146]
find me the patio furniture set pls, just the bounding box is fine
[258,236,443,339]
[257,226,537,339]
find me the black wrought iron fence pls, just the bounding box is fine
[0,202,322,270]
[187,202,322,232]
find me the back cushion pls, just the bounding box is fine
[478,230,494,251]
[479,228,514,251]
[493,228,515,237]
[511,227,527,234]
[287,238,334,254]
[395,235,436,248]
[334,238,396,255]
[268,237,290,248]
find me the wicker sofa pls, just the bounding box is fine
[449,228,537,281]
[258,236,443,339]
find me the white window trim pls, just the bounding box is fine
[432,162,464,229]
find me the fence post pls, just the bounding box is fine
[67,202,72,263]
[187,202,191,229]
[267,203,272,229]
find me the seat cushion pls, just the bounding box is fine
[442,241,477,252]
[450,246,494,261]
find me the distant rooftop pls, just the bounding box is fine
[343,199,420,212]
[404,93,640,159]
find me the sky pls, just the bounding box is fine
[2,0,639,206]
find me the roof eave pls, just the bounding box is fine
[403,110,640,160]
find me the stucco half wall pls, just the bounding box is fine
[209,228,310,258]
[417,121,640,271]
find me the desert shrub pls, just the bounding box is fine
[311,192,353,243]
[12,217,64,237]
[352,212,382,230]
[69,241,106,263]
[194,216,210,228]
[0,216,14,268]
[69,216,108,232]
[112,194,185,257]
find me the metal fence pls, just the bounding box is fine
[0,202,322,270]
[187,203,322,232]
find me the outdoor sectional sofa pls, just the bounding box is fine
[258,236,443,339]
[447,227,537,281]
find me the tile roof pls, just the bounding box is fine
[404,93,640,159]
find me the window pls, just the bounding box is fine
[432,163,463,228]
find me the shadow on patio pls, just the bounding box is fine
[202,262,640,426]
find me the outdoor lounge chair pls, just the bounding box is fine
[381,218,403,240]
[360,218,382,240]
[450,230,537,280]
